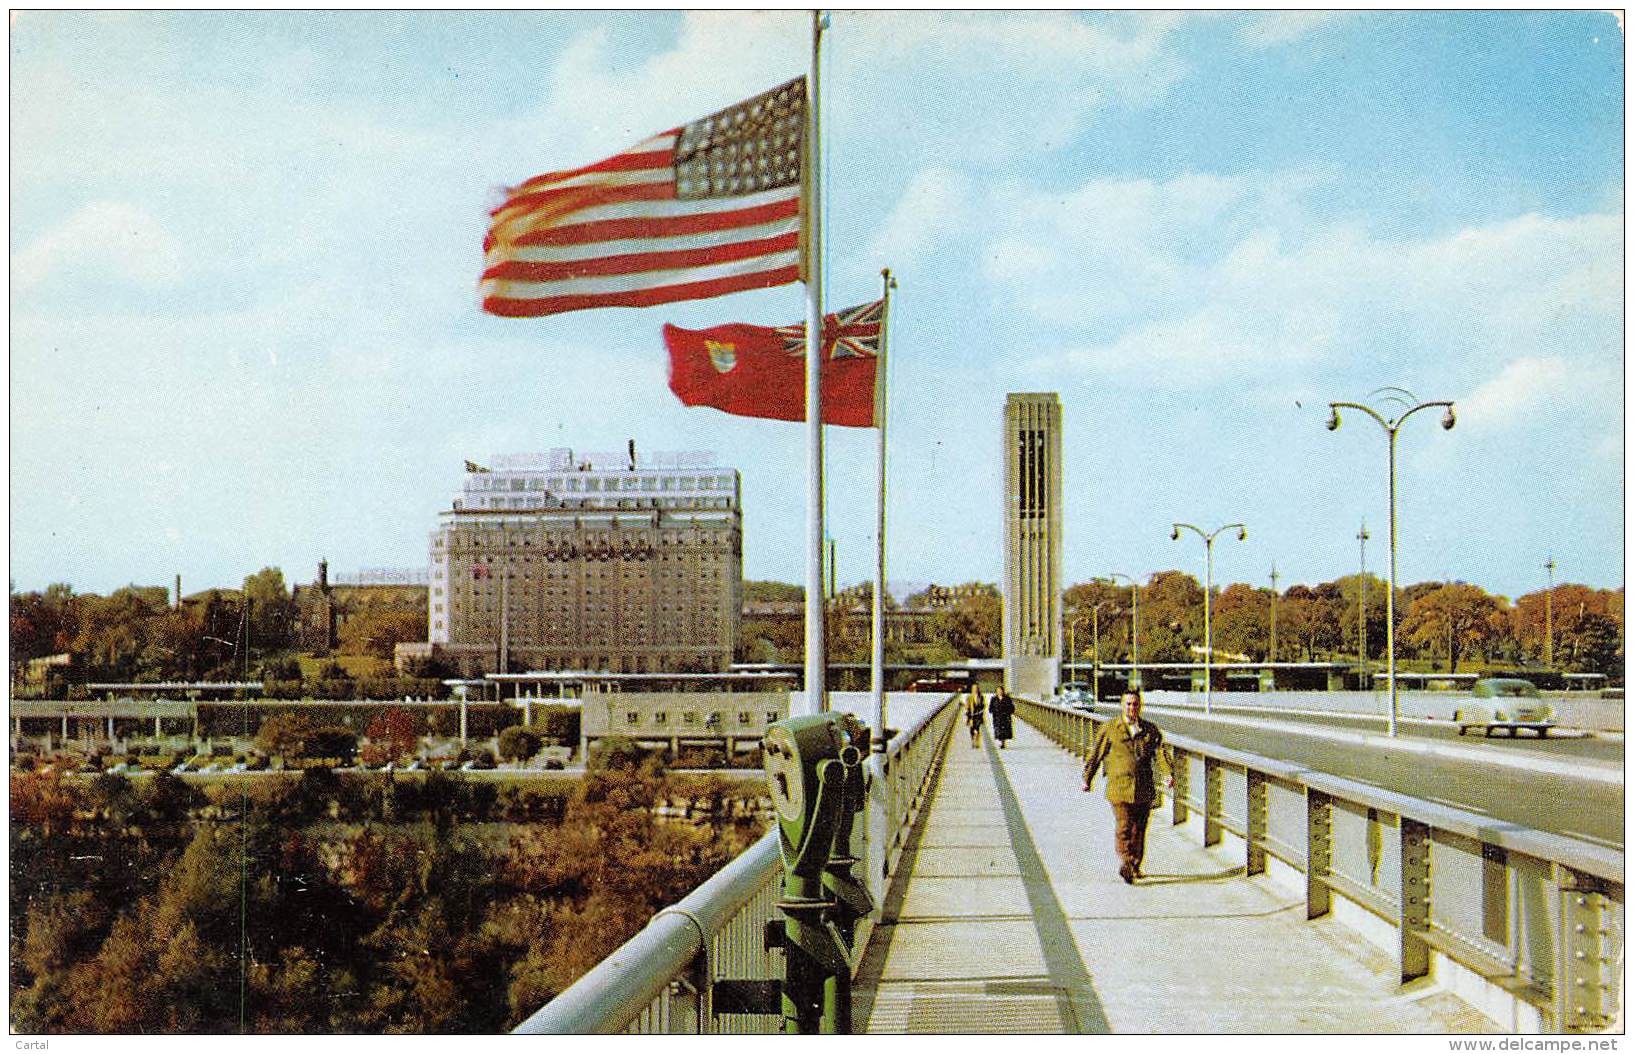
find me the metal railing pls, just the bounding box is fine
[514,695,961,1034]
[1017,697,1624,1033]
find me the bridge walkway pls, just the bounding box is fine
[851,715,1496,1034]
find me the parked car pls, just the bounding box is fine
[1454,678,1555,737]
[908,677,969,693]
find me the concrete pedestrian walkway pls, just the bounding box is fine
[852,716,1497,1034]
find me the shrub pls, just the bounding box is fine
[497,725,542,765]
[302,727,358,765]
[588,735,657,772]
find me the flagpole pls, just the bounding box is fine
[871,268,895,750]
[803,10,828,716]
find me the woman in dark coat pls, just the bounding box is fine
[988,686,1016,749]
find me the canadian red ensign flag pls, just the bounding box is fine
[481,78,806,318]
[663,300,883,428]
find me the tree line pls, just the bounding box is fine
[10,568,440,697]
[741,574,1621,676]
[1064,573,1622,675]
[14,567,1622,689]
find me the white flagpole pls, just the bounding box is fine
[871,269,896,749]
[803,10,828,716]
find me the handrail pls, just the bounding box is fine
[1042,700,1621,883]
[514,693,961,1034]
[1016,696,1624,1033]
[513,831,780,1034]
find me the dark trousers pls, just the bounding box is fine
[1110,801,1153,871]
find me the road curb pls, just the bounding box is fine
[1134,704,1625,788]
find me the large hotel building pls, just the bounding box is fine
[409,448,742,676]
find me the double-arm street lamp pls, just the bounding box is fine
[1070,599,1120,702]
[1103,573,1141,691]
[1088,600,1116,702]
[1327,387,1455,737]
[1170,523,1247,715]
[1068,616,1088,684]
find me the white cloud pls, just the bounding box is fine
[979,171,1258,327]
[868,168,973,266]
[524,12,806,166]
[987,165,1620,401]
[1238,12,1350,49]
[12,200,186,293]
[1459,356,1574,420]
[828,12,1190,168]
[854,11,1185,107]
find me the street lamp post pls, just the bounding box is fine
[1543,557,1556,668]
[1358,521,1370,680]
[1327,387,1456,737]
[1171,523,1248,715]
[1091,600,1114,703]
[1068,616,1088,684]
[1268,563,1280,664]
[1104,573,1141,691]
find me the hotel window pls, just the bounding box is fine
[682,711,697,724]
[764,711,779,724]
[738,711,752,724]
[625,711,639,725]
[653,712,667,725]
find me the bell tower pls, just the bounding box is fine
[1002,393,1062,697]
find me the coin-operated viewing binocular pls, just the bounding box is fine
[762,712,873,1034]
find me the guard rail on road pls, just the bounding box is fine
[1018,697,1624,1033]
[514,695,961,1034]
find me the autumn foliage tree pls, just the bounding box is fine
[10,764,767,1034]
[1400,582,1508,673]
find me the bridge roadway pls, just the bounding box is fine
[1116,704,1625,848]
[850,715,1495,1034]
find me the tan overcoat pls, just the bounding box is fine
[1083,717,1172,805]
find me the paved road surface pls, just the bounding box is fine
[1096,705,1624,849]
[1155,702,1624,762]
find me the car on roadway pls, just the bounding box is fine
[1454,678,1555,738]
[1056,682,1094,708]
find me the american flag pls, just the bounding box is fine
[775,299,884,358]
[482,78,806,318]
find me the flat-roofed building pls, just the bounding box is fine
[420,448,742,677]
[580,691,788,761]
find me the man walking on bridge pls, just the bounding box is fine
[1083,689,1172,884]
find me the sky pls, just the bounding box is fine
[9,10,1625,604]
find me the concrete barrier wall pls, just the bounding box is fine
[1142,689,1624,733]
